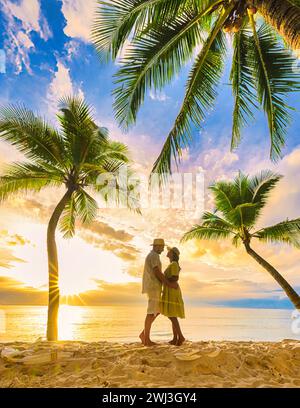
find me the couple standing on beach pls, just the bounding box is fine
[139,238,185,347]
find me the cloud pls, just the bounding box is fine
[46,60,85,115]
[0,248,24,269]
[64,40,81,61]
[1,0,52,74]
[0,191,140,265]
[61,0,97,42]
[149,90,170,102]
[47,61,73,104]
[181,276,278,303]
[0,276,46,304]
[84,220,133,242]
[75,280,143,305]
[0,230,29,268]
[255,147,300,227]
[0,276,141,306]
[79,220,140,262]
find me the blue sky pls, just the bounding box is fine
[0,0,300,309]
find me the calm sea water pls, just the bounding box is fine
[0,305,299,343]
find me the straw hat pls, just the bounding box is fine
[150,238,165,246]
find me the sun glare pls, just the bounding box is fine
[3,221,138,298]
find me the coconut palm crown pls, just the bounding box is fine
[182,170,300,309]
[92,0,300,177]
[0,97,138,340]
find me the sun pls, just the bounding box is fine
[4,220,139,300]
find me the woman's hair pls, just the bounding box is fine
[170,250,181,271]
[172,251,180,262]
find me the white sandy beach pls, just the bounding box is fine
[1,339,300,388]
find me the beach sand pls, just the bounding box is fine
[1,339,300,388]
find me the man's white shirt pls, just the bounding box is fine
[142,250,162,295]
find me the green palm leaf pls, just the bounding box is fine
[151,9,231,178]
[248,18,300,161]
[230,25,258,149]
[181,224,234,242]
[0,162,63,202]
[0,105,66,167]
[227,202,260,227]
[249,170,282,207]
[209,181,234,217]
[59,193,77,238]
[202,211,237,232]
[58,97,98,167]
[113,4,211,128]
[75,188,98,224]
[253,219,300,248]
[92,0,198,59]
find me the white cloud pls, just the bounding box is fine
[61,0,97,42]
[5,0,41,32]
[64,40,81,61]
[253,146,300,228]
[47,61,73,103]
[149,90,170,102]
[46,60,85,116]
[16,31,34,50]
[1,0,52,74]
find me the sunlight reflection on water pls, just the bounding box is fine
[0,305,299,343]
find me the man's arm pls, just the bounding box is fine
[153,266,178,289]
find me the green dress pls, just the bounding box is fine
[160,261,185,318]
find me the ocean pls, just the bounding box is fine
[0,305,299,343]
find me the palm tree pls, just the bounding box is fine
[0,97,137,341]
[92,0,300,176]
[181,170,300,309]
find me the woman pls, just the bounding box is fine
[160,247,185,346]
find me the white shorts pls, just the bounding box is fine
[146,292,161,316]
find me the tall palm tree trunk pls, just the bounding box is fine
[46,190,72,341]
[254,0,300,52]
[244,241,300,309]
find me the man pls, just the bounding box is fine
[139,238,178,346]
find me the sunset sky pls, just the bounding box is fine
[0,0,300,309]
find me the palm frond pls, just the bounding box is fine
[101,158,130,174]
[113,3,212,128]
[84,127,111,165]
[202,211,237,232]
[151,8,232,178]
[250,170,282,207]
[210,172,274,228]
[0,162,63,202]
[253,218,300,248]
[0,105,66,167]
[232,233,241,247]
[209,181,234,217]
[181,224,234,242]
[59,193,77,238]
[92,0,198,59]
[75,188,98,224]
[57,96,98,167]
[248,18,300,161]
[227,202,260,227]
[230,25,258,149]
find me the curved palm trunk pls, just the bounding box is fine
[244,241,300,309]
[46,190,72,341]
[254,0,300,52]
